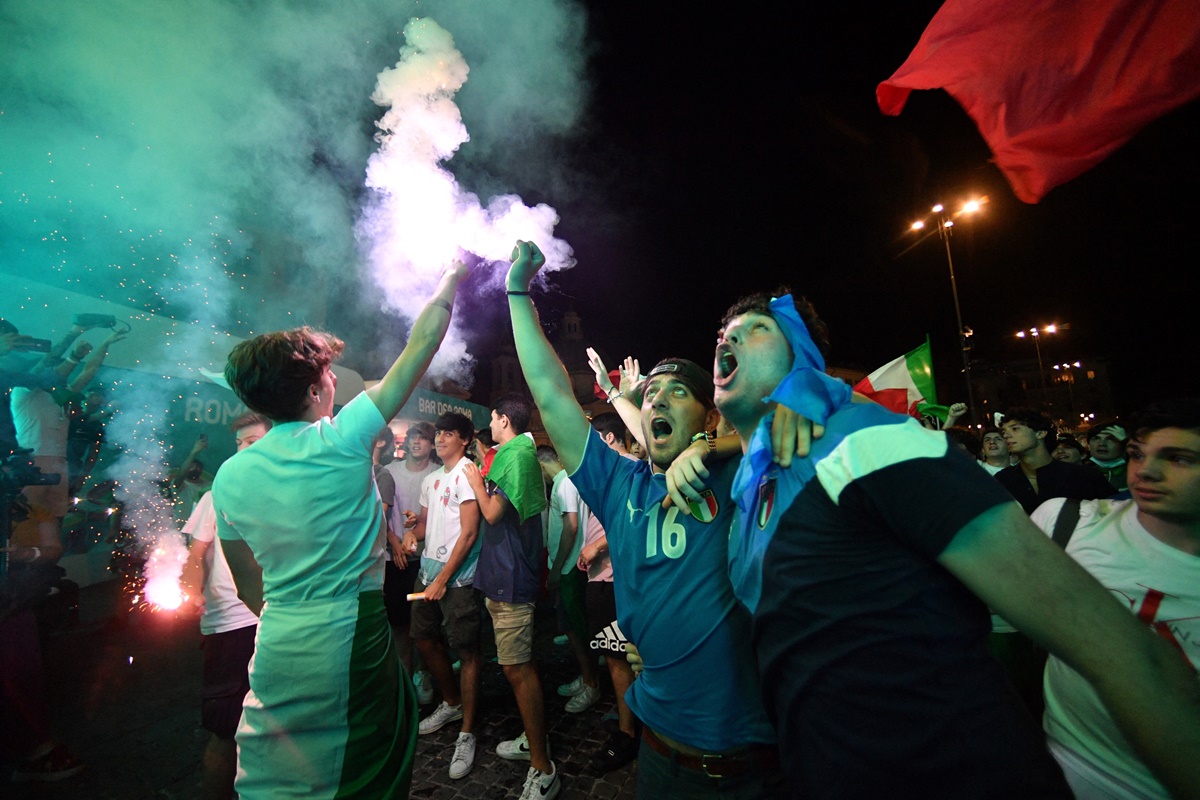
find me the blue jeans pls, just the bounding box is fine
[636,737,788,799]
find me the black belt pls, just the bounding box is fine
[641,727,780,779]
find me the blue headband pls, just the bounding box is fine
[764,294,853,426]
[731,294,854,514]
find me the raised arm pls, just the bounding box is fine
[69,331,124,393]
[939,502,1200,797]
[366,262,468,421]
[37,321,90,370]
[587,349,646,450]
[506,241,591,473]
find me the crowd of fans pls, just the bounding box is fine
[1,313,125,782]
[3,250,1198,800]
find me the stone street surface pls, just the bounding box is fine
[4,582,638,799]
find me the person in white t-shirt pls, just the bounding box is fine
[536,444,598,714]
[180,412,270,800]
[402,412,482,781]
[979,428,1013,475]
[380,420,438,701]
[1032,398,1200,800]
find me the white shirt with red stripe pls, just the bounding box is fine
[1033,498,1199,800]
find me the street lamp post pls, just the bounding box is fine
[1016,324,1062,407]
[1053,361,1082,419]
[910,199,983,425]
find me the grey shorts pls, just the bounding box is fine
[410,581,482,650]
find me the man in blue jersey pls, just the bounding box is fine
[503,242,783,798]
[707,288,1200,800]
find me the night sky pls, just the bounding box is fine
[525,2,1200,415]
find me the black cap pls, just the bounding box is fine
[634,358,715,407]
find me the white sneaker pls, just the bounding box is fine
[564,682,600,713]
[556,675,584,697]
[413,670,434,705]
[496,731,531,761]
[519,761,560,800]
[418,701,463,735]
[448,732,476,779]
[496,732,552,762]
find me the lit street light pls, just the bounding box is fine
[907,197,987,425]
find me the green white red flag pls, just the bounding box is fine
[853,339,937,418]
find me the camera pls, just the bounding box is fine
[71,313,117,329]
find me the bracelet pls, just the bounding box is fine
[605,387,622,404]
[690,430,716,454]
[430,299,452,313]
[506,290,530,296]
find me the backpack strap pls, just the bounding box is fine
[1051,499,1082,549]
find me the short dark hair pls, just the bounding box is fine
[720,287,831,359]
[1127,398,1200,442]
[591,412,628,446]
[945,426,982,458]
[434,412,474,446]
[492,393,533,434]
[225,327,344,422]
[476,427,496,447]
[230,412,273,434]
[1000,407,1056,451]
[536,444,559,464]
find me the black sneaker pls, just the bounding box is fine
[590,729,639,773]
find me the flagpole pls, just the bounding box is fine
[935,210,978,426]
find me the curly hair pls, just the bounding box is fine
[224,326,344,422]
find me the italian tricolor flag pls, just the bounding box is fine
[853,338,937,418]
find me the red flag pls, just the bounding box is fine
[877,0,1200,203]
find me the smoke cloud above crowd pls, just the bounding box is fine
[1,0,590,570]
[1,0,589,377]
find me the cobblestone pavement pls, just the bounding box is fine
[4,582,637,799]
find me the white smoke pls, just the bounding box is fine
[358,17,575,382]
[0,0,590,592]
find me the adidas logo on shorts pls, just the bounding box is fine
[590,621,627,652]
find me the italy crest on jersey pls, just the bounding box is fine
[757,476,775,530]
[687,489,719,523]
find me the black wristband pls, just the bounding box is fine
[431,299,452,313]
[506,290,530,296]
